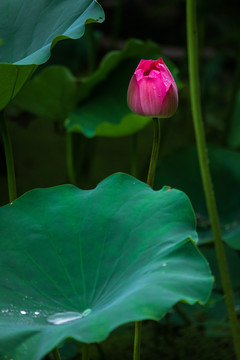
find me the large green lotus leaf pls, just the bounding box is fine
[14,66,78,121]
[0,173,212,360]
[154,146,240,249]
[0,0,104,110]
[65,39,179,137]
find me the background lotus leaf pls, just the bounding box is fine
[0,0,104,110]
[154,146,240,249]
[14,39,180,137]
[228,90,240,148]
[0,173,212,360]
[14,66,78,122]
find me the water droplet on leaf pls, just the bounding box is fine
[20,310,27,315]
[47,309,91,325]
[1,309,9,313]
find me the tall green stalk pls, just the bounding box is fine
[133,117,160,360]
[186,0,240,358]
[147,118,161,187]
[0,111,17,202]
[133,321,142,360]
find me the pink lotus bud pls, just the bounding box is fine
[127,58,178,118]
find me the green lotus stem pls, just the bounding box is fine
[66,132,77,186]
[0,111,17,202]
[51,347,61,360]
[187,0,240,358]
[82,343,90,360]
[133,117,161,360]
[133,321,142,360]
[147,117,160,187]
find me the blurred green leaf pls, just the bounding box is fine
[0,173,212,360]
[154,146,240,249]
[14,66,78,121]
[66,112,151,137]
[0,0,104,110]
[66,39,180,137]
[200,245,240,290]
[14,39,180,137]
[169,243,240,336]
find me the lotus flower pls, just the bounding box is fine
[127,58,178,117]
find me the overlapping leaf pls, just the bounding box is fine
[0,0,104,110]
